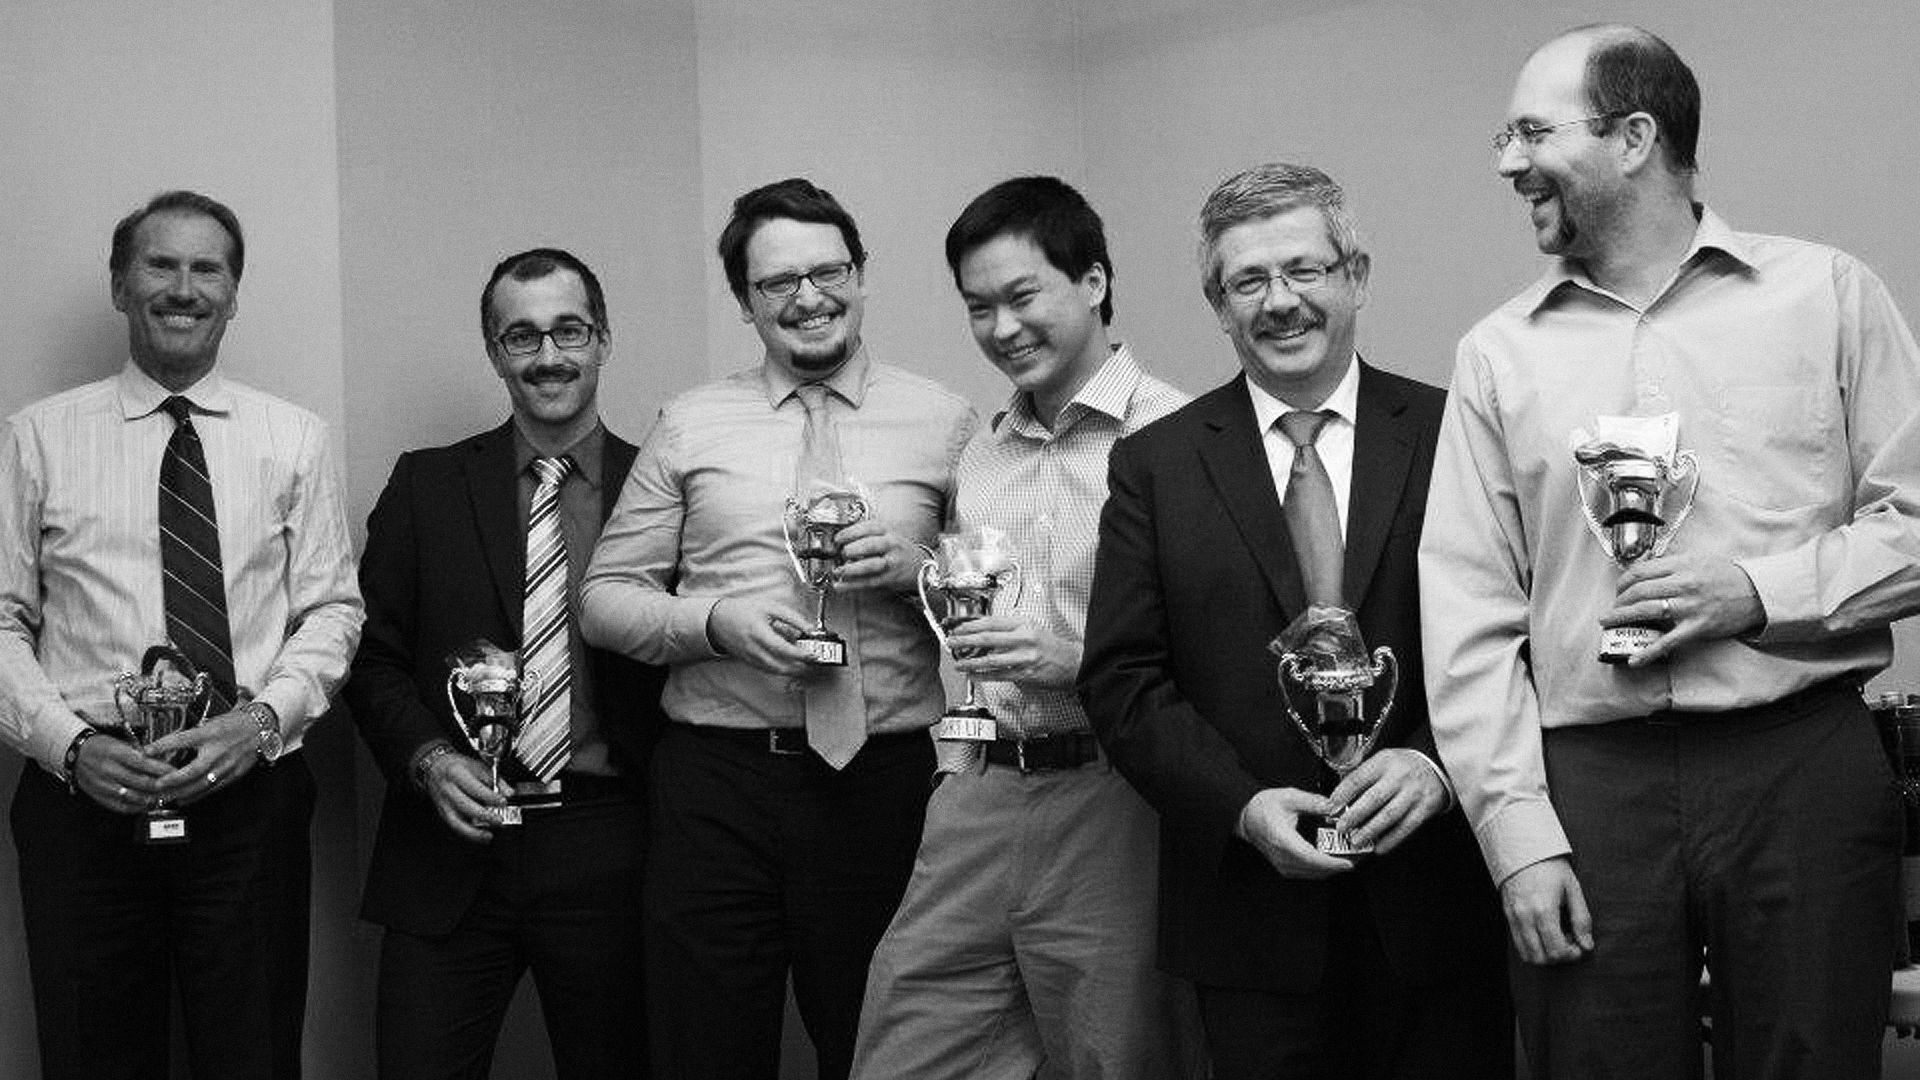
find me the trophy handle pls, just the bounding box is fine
[1001,558,1024,612]
[1362,646,1399,756]
[1573,465,1615,555]
[190,673,214,726]
[518,666,542,709]
[1649,451,1701,559]
[916,559,948,652]
[1274,654,1320,750]
[780,499,810,586]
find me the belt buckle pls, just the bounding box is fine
[768,730,805,757]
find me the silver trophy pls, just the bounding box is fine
[445,640,543,826]
[1269,607,1398,856]
[916,529,1023,743]
[112,644,212,844]
[781,488,870,666]
[1572,416,1699,664]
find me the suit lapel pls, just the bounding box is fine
[1342,361,1414,611]
[1193,379,1308,619]
[466,421,524,639]
[602,435,637,524]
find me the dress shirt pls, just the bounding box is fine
[0,361,365,774]
[954,345,1188,738]
[1421,207,1920,883]
[1247,354,1360,536]
[512,423,615,776]
[581,347,976,735]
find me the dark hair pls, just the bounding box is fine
[944,176,1115,325]
[480,247,609,340]
[110,190,245,282]
[716,178,867,303]
[1575,25,1701,174]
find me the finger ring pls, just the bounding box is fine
[115,785,128,799]
[205,771,219,786]
[1660,598,1673,622]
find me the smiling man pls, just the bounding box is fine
[580,178,975,1080]
[0,190,363,1079]
[1080,163,1510,1079]
[1421,25,1920,1080]
[347,248,664,1078]
[850,176,1202,1080]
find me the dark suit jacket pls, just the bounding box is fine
[1080,362,1504,992]
[347,420,667,936]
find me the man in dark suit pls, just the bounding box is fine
[346,247,663,1079]
[1079,163,1511,1079]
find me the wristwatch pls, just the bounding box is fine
[243,701,284,764]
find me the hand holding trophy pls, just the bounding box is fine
[113,644,213,844]
[1571,414,1699,664]
[1269,607,1397,856]
[916,528,1023,743]
[445,640,541,826]
[781,484,871,666]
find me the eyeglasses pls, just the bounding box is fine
[1492,112,1626,154]
[751,261,855,301]
[1220,259,1350,305]
[494,323,599,357]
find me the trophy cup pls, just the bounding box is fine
[1571,414,1699,664]
[113,644,212,844]
[445,640,542,826]
[781,487,871,666]
[1269,607,1398,856]
[916,528,1023,743]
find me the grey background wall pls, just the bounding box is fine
[2,0,1916,1075]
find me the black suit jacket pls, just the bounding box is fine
[1080,362,1504,992]
[347,420,667,936]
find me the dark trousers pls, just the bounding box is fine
[643,724,932,1080]
[1519,681,1899,1080]
[11,754,315,1080]
[1195,875,1514,1080]
[374,791,648,1080]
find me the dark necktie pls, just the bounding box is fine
[1277,410,1345,607]
[795,384,866,769]
[517,456,574,781]
[158,396,236,710]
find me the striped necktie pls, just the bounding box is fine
[1278,410,1346,608]
[516,455,574,781]
[158,396,236,710]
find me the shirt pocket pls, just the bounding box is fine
[1711,382,1835,512]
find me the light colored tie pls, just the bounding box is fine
[1278,410,1345,607]
[517,455,573,781]
[795,384,867,769]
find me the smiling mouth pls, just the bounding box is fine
[155,310,205,329]
[523,367,580,386]
[790,312,837,333]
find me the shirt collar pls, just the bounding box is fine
[513,420,607,489]
[115,360,234,421]
[762,343,872,411]
[1244,352,1360,434]
[1522,203,1754,315]
[992,343,1142,440]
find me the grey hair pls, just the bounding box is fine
[1197,163,1363,306]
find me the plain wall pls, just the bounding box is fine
[2,0,1917,1076]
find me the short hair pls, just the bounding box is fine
[943,176,1115,325]
[110,190,245,282]
[479,247,609,341]
[1197,163,1362,306]
[716,178,867,304]
[1572,25,1701,174]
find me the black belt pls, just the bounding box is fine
[680,724,924,759]
[1639,676,1862,728]
[983,732,1101,773]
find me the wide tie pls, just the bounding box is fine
[1278,410,1346,607]
[516,455,574,781]
[795,384,867,770]
[158,396,236,711]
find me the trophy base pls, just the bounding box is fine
[797,632,848,667]
[933,709,996,743]
[1598,624,1661,665]
[1303,813,1372,858]
[141,810,189,845]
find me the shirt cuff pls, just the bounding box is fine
[1476,797,1573,886]
[1734,552,1803,642]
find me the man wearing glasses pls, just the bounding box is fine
[1422,25,1920,1079]
[581,178,975,1080]
[348,248,664,1077]
[1080,163,1510,1079]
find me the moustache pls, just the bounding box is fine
[521,362,590,383]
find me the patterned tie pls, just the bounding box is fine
[1278,410,1346,607]
[158,396,236,710]
[516,455,574,781]
[795,384,867,769]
